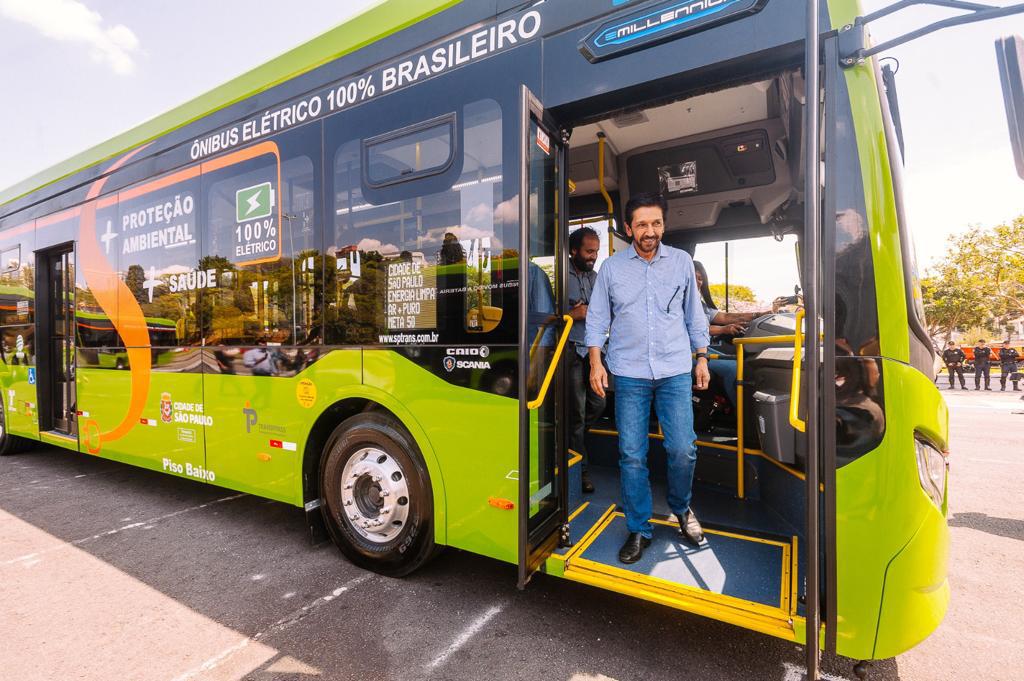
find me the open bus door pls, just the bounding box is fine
[517,85,572,588]
[36,244,78,439]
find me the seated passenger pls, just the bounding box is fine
[692,261,783,407]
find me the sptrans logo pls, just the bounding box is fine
[444,347,491,372]
[580,0,767,62]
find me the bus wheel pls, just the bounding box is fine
[319,413,435,577]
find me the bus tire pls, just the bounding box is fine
[319,412,436,577]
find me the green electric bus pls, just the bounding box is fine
[3,1,1023,676]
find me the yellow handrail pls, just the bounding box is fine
[527,315,574,410]
[789,308,807,432]
[737,345,745,498]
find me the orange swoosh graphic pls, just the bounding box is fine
[77,141,279,447]
[79,146,151,444]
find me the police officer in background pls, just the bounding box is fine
[973,339,994,391]
[942,341,967,390]
[999,341,1021,392]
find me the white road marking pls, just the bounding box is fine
[169,573,373,681]
[0,467,120,494]
[781,662,852,681]
[426,603,504,671]
[1,494,245,566]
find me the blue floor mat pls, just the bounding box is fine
[576,513,790,610]
[553,500,616,556]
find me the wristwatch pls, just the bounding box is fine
[695,352,708,360]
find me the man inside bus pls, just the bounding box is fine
[586,193,711,564]
[566,225,606,494]
[692,260,783,408]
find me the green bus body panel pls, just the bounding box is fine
[873,492,950,659]
[363,350,519,563]
[824,4,951,656]
[2,363,40,441]
[78,367,205,470]
[55,349,519,560]
[834,359,949,659]
[202,353,360,504]
[0,0,461,208]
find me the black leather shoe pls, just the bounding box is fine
[678,509,705,545]
[581,471,595,494]
[618,532,651,564]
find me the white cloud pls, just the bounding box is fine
[0,0,140,75]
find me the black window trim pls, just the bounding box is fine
[361,112,459,189]
[873,58,935,367]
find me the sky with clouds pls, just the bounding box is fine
[0,0,1021,289]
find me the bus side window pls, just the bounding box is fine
[200,124,323,361]
[326,98,507,345]
[0,222,35,366]
[117,174,201,350]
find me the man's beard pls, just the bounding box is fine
[573,255,595,272]
[635,235,660,255]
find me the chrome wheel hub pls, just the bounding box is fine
[340,447,410,543]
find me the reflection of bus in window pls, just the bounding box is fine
[76,311,179,369]
[0,283,33,323]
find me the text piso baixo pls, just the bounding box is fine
[162,458,216,482]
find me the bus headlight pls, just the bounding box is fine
[914,437,948,510]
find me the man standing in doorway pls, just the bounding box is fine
[586,193,710,564]
[973,339,993,391]
[999,341,1021,391]
[567,226,606,494]
[942,341,967,390]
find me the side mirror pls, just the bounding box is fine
[996,35,1024,180]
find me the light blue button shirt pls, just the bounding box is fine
[585,243,710,380]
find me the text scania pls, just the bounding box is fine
[610,0,733,41]
[381,11,541,92]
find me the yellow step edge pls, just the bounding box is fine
[564,562,802,642]
[561,509,798,639]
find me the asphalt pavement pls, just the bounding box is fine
[1,387,1021,681]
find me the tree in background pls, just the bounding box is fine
[923,215,1024,340]
[960,326,996,346]
[124,264,148,306]
[709,283,756,308]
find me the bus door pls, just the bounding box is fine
[38,244,77,437]
[518,86,571,587]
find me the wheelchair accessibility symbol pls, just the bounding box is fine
[27,368,35,385]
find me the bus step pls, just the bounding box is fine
[562,511,800,641]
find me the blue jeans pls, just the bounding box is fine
[614,372,698,538]
[709,357,738,407]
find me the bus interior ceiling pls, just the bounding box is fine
[558,71,808,616]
